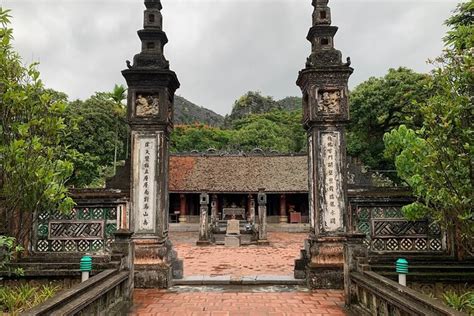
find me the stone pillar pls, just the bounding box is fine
[197,193,211,245]
[211,194,218,224]
[343,233,367,307]
[257,189,269,245]
[279,194,288,224]
[296,0,353,289]
[179,194,187,223]
[111,229,134,301]
[122,0,182,288]
[248,195,256,224]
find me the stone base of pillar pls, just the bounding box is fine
[279,216,288,223]
[178,215,187,223]
[134,263,173,288]
[257,239,270,246]
[133,238,183,288]
[302,236,347,289]
[196,240,211,246]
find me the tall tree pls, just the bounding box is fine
[64,92,127,187]
[0,8,74,247]
[108,84,127,174]
[384,2,473,258]
[348,67,434,171]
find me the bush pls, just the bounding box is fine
[0,283,61,314]
[442,290,474,313]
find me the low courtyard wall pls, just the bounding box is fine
[23,269,131,316]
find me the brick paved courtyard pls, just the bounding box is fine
[130,289,347,316]
[170,232,307,277]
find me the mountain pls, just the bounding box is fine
[277,96,302,112]
[225,91,303,125]
[174,96,225,126]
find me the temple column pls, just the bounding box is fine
[279,194,288,224]
[197,193,211,245]
[257,189,269,245]
[210,194,218,224]
[123,0,182,288]
[248,195,256,224]
[179,194,187,223]
[295,0,353,289]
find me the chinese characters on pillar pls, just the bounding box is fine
[138,138,157,231]
[321,132,343,232]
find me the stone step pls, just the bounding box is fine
[370,264,474,273]
[12,261,120,271]
[173,275,305,286]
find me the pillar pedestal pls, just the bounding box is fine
[133,238,183,288]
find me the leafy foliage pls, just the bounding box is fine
[231,110,305,153]
[0,8,74,245]
[64,92,127,187]
[0,236,23,275]
[384,2,474,250]
[0,282,61,314]
[171,124,233,153]
[442,290,474,313]
[348,67,434,170]
[170,110,305,153]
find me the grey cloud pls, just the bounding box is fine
[3,0,459,115]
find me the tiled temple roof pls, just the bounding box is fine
[169,155,308,193]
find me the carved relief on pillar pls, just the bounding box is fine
[317,89,342,114]
[136,94,160,117]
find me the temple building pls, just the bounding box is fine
[107,152,380,225]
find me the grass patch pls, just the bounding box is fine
[0,283,61,315]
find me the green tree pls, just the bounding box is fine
[64,92,127,187]
[348,67,434,170]
[170,124,233,152]
[384,2,473,257]
[0,8,74,247]
[108,84,127,175]
[231,110,305,153]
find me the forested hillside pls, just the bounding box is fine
[174,95,224,126]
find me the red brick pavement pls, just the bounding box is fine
[130,289,348,316]
[171,232,306,277]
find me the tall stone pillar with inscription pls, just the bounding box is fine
[257,189,269,245]
[197,193,211,245]
[296,0,353,289]
[122,0,183,288]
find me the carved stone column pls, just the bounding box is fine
[257,189,269,245]
[279,194,288,224]
[248,195,256,224]
[211,194,218,224]
[197,193,211,245]
[179,194,187,223]
[296,0,353,289]
[122,0,182,288]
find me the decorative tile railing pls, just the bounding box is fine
[352,206,445,253]
[35,206,121,253]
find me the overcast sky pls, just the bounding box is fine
[3,0,461,115]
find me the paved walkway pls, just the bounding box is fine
[130,289,348,316]
[171,232,306,277]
